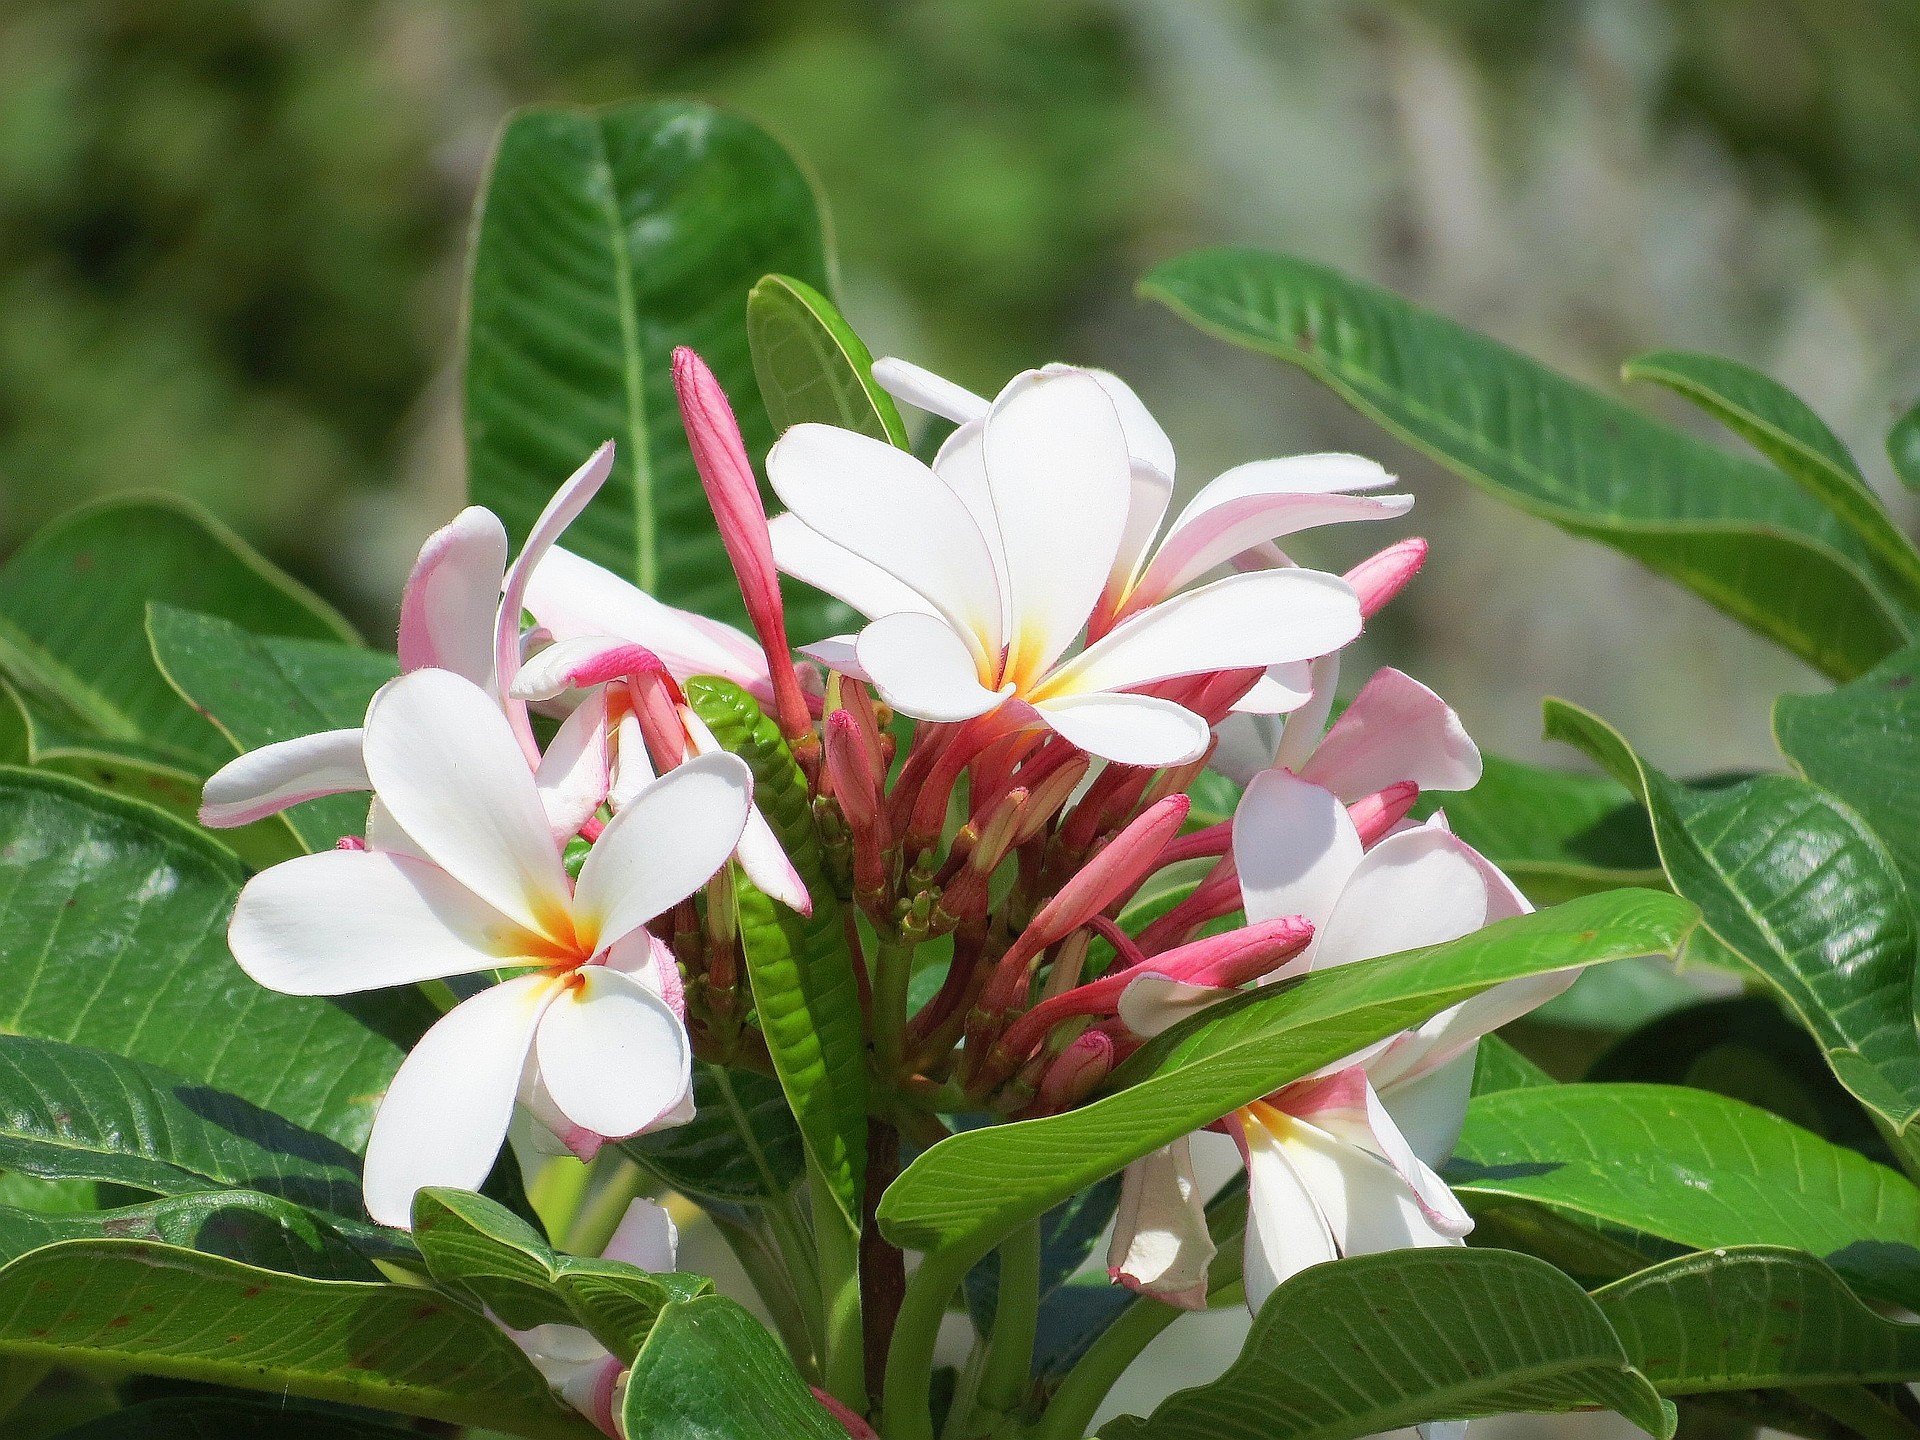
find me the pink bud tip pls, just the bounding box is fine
[335,835,368,851]
[1347,780,1419,846]
[810,1389,879,1439]
[1037,1030,1115,1112]
[1031,795,1190,948]
[825,710,880,831]
[1345,536,1428,619]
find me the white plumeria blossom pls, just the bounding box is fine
[501,1197,679,1437]
[767,363,1374,767]
[228,667,753,1228]
[1112,767,1574,1316]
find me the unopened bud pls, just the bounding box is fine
[1348,780,1419,846]
[1345,536,1427,619]
[1035,1030,1115,1114]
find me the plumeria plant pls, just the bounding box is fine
[2,98,1919,1440]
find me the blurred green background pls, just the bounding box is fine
[4,0,1918,776]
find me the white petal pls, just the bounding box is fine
[607,703,655,812]
[681,706,811,915]
[199,729,370,828]
[573,752,753,952]
[1381,969,1573,1094]
[525,545,771,695]
[1038,570,1361,700]
[1032,692,1210,767]
[535,689,610,844]
[769,513,937,626]
[496,444,617,737]
[931,420,1012,628]
[1305,1077,1474,1236]
[1376,1047,1477,1169]
[1106,1139,1216,1310]
[363,670,573,943]
[1299,668,1481,802]
[1209,713,1285,789]
[768,424,1002,659]
[1101,460,1176,614]
[984,370,1132,682]
[1277,1118,1467,1258]
[1233,769,1363,939]
[229,848,549,994]
[398,507,509,688]
[856,611,1010,724]
[1133,486,1412,609]
[364,796,429,862]
[1228,661,1315,715]
[1239,1108,1339,1315]
[797,634,870,682]
[1273,653,1341,773]
[1310,826,1496,969]
[1042,364,1177,478]
[600,1198,679,1271]
[871,356,990,425]
[1188,453,1397,505]
[1117,975,1237,1039]
[363,973,558,1227]
[535,966,691,1139]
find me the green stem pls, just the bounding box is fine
[883,1246,973,1440]
[1031,1296,1180,1440]
[973,1221,1042,1425]
[811,1157,868,1411]
[710,1068,827,1358]
[1873,1114,1920,1188]
[874,936,916,1079]
[709,1207,824,1385]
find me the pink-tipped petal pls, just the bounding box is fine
[1272,653,1341,773]
[511,637,666,701]
[1309,825,1498,970]
[398,507,510,688]
[1300,668,1481,802]
[199,728,370,828]
[1106,1139,1216,1310]
[1345,537,1429,619]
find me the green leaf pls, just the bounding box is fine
[748,273,908,445]
[0,1035,367,1227]
[1449,1083,1920,1309]
[0,768,433,1152]
[0,1192,378,1281]
[1890,400,1920,495]
[147,605,397,852]
[686,678,866,1228]
[464,100,829,630]
[621,1063,805,1209]
[619,1293,846,1440]
[1471,1033,1555,1094]
[1547,698,1920,1131]
[1531,958,1704,1032]
[0,496,358,774]
[0,1241,590,1438]
[879,888,1694,1268]
[1435,752,1665,906]
[1100,1248,1672,1440]
[410,1188,706,1362]
[1623,350,1920,610]
[1776,640,1920,904]
[1596,1246,1920,1393]
[47,1396,427,1439]
[1141,250,1909,680]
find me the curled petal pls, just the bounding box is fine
[770,515,937,627]
[1309,825,1497,970]
[1344,536,1428,619]
[398,507,509,688]
[512,637,665,701]
[1237,1106,1338,1314]
[1272,653,1341,773]
[1299,668,1481,802]
[199,728,369,828]
[363,973,558,1227]
[856,611,1010,724]
[601,1198,679,1271]
[871,355,990,425]
[534,689,610,845]
[1107,1139,1216,1310]
[1116,975,1235,1039]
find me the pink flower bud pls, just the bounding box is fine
[1345,536,1428,619]
[1025,795,1189,955]
[673,347,811,740]
[1347,780,1419,846]
[1035,1030,1115,1113]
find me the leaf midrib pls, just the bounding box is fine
[587,113,652,592]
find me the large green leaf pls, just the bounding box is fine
[1141,250,1908,679]
[147,605,397,852]
[1623,350,1920,612]
[1435,752,1665,906]
[0,1241,591,1438]
[0,1192,377,1281]
[410,1188,705,1362]
[1596,1246,1920,1393]
[1548,699,1920,1131]
[464,100,828,629]
[687,678,866,1228]
[0,1035,366,1226]
[1775,640,1920,904]
[1101,1248,1672,1440]
[1450,1083,1920,1309]
[621,1063,805,1209]
[0,496,357,774]
[1890,400,1920,495]
[619,1293,845,1440]
[880,888,1693,1266]
[48,1397,426,1439]
[747,273,909,445]
[0,768,433,1152]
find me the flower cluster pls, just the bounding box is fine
[205,344,1574,1429]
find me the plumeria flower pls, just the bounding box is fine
[500,1198,679,1437]
[766,366,1367,767]
[228,667,754,1227]
[1109,767,1573,1314]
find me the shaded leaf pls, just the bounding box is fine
[1101,1248,1672,1440]
[0,768,433,1152]
[1449,1083,1920,1310]
[1890,400,1920,495]
[1548,699,1920,1131]
[621,1063,805,1209]
[148,605,396,852]
[1141,250,1908,679]
[464,100,829,631]
[47,1396,426,1439]
[1471,1034,1555,1095]
[619,1293,845,1440]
